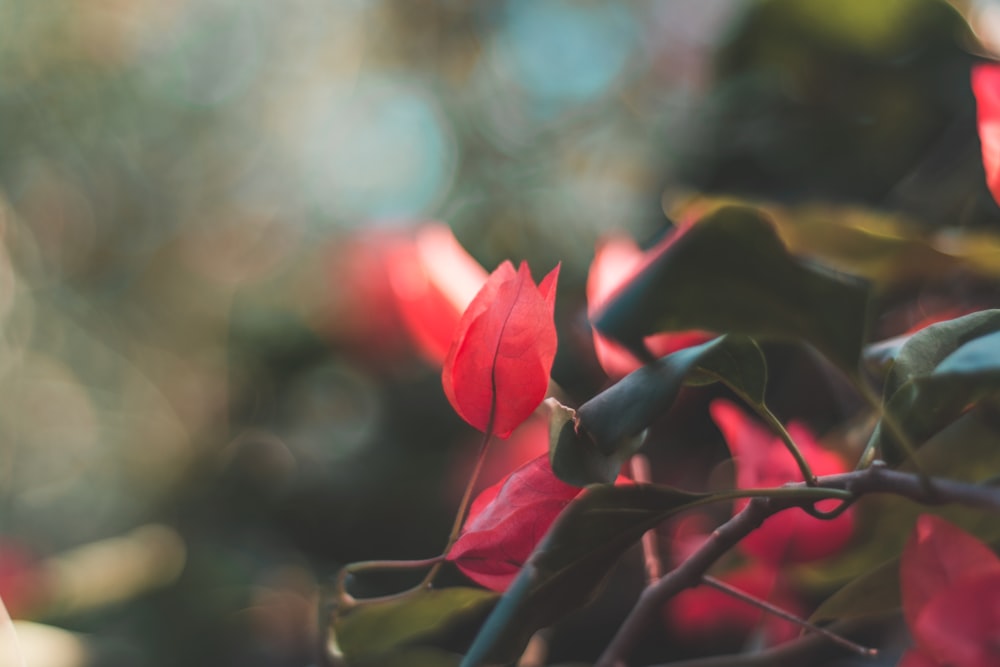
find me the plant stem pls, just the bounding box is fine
[749,401,817,485]
[645,619,882,667]
[335,556,445,608]
[420,428,493,588]
[701,575,876,657]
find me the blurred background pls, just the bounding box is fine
[2,0,1000,665]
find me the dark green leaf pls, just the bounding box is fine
[460,484,710,666]
[547,398,643,486]
[333,588,497,661]
[592,205,871,374]
[810,558,899,623]
[576,335,766,456]
[882,310,1000,398]
[869,311,1000,463]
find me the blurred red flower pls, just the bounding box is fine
[0,541,42,618]
[710,399,854,564]
[442,260,559,438]
[898,515,1000,667]
[323,223,487,367]
[973,63,1000,206]
[587,231,710,379]
[664,561,803,646]
[384,224,488,365]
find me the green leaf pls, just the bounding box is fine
[869,310,1000,463]
[460,483,710,666]
[333,588,497,662]
[810,557,899,623]
[547,398,644,486]
[592,205,871,374]
[575,335,767,458]
[882,310,1000,398]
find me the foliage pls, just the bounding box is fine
[331,190,1000,666]
[327,26,1000,655]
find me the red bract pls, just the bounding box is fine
[710,400,854,564]
[664,561,803,646]
[442,260,559,438]
[587,232,710,379]
[385,224,488,365]
[973,63,1000,206]
[446,454,585,591]
[899,515,1000,667]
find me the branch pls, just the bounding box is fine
[595,463,1000,667]
[645,619,888,667]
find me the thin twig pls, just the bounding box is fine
[701,576,875,657]
[335,556,445,608]
[647,619,884,667]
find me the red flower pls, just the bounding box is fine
[587,232,710,378]
[898,515,1000,667]
[710,400,854,564]
[323,224,487,367]
[973,63,1000,206]
[442,261,559,438]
